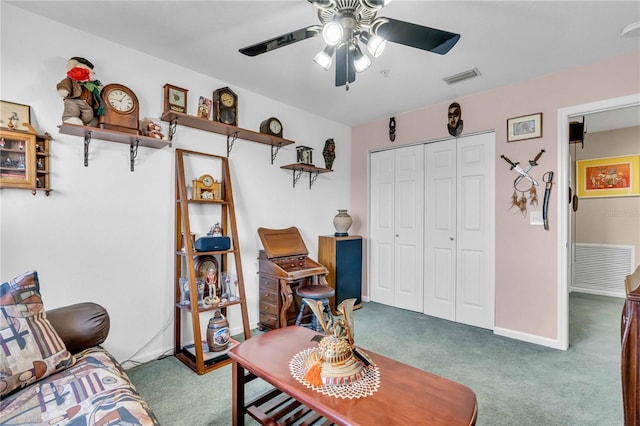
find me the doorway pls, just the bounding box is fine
[557,94,640,350]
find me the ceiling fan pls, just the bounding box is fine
[239,0,461,88]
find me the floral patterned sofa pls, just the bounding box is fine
[0,270,159,425]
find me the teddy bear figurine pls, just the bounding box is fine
[141,118,166,140]
[56,57,103,126]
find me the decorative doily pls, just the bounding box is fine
[289,348,380,399]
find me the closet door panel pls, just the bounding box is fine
[424,140,457,320]
[456,133,495,329]
[370,150,395,304]
[394,145,424,312]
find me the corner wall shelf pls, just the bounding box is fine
[59,123,170,171]
[160,111,294,163]
[280,163,332,189]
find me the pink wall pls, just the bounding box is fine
[351,51,640,340]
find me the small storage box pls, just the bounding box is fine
[195,236,231,252]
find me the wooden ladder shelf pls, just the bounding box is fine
[174,148,251,374]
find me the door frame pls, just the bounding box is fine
[556,93,640,350]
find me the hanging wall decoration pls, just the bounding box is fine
[507,113,542,142]
[501,149,545,216]
[447,102,463,137]
[322,138,336,170]
[576,155,640,198]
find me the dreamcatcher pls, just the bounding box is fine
[501,149,544,217]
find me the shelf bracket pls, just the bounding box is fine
[130,139,140,172]
[292,169,303,188]
[227,131,238,157]
[168,118,178,144]
[83,131,92,167]
[270,142,283,164]
[309,171,320,189]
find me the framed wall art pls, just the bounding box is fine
[507,112,542,142]
[576,155,640,198]
[0,100,31,132]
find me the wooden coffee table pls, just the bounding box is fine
[229,326,477,425]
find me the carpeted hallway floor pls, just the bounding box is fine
[128,292,624,425]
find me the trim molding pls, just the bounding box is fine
[556,93,640,352]
[494,327,560,349]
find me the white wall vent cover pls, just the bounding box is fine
[572,243,635,297]
[443,67,481,85]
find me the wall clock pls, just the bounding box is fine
[259,117,283,138]
[212,87,238,126]
[296,146,314,165]
[98,83,140,134]
[163,83,188,114]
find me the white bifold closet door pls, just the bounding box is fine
[424,132,495,329]
[369,144,424,312]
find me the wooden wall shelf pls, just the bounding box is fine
[161,111,294,163]
[59,123,170,171]
[280,163,332,188]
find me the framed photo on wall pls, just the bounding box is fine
[507,112,542,142]
[576,155,640,198]
[0,100,31,132]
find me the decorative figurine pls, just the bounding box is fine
[447,102,463,137]
[302,298,372,387]
[7,112,19,130]
[56,57,103,126]
[210,223,223,237]
[322,138,336,170]
[205,267,220,301]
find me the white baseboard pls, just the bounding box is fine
[361,296,370,303]
[493,326,565,350]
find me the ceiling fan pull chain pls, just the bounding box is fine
[345,43,350,91]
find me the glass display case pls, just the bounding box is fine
[0,128,51,195]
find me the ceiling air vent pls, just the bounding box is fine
[443,67,481,85]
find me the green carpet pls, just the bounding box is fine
[128,293,623,425]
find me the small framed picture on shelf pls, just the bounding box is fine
[197,96,213,119]
[163,84,188,114]
[0,100,30,132]
[507,112,542,142]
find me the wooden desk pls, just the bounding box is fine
[230,326,477,425]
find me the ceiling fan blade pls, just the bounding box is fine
[239,25,321,57]
[335,44,356,87]
[375,17,460,55]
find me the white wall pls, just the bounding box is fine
[0,4,351,365]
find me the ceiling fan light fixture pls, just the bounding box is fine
[621,21,640,38]
[322,21,343,46]
[362,33,387,57]
[353,45,371,73]
[363,0,392,9]
[309,0,334,9]
[314,46,335,70]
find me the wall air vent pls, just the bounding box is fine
[443,67,481,85]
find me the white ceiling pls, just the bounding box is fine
[7,0,640,129]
